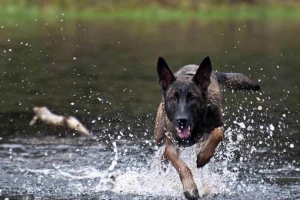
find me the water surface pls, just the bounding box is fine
[0,19,300,199]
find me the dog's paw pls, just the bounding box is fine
[196,152,212,168]
[184,188,199,200]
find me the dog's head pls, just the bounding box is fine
[157,56,212,140]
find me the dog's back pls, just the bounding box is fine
[175,64,260,91]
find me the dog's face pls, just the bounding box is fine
[157,57,212,140]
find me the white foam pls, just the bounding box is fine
[25,126,243,198]
[95,143,237,198]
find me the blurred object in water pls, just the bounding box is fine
[29,106,94,138]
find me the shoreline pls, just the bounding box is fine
[1,4,300,24]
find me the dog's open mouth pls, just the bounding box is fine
[175,125,191,139]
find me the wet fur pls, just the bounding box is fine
[154,57,260,200]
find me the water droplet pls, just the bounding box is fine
[237,134,244,141]
[269,124,275,131]
[258,106,263,110]
[283,148,287,152]
[73,57,76,60]
[235,122,245,129]
[260,126,263,129]
[289,143,294,148]
[70,102,75,105]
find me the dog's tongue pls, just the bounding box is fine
[175,126,190,139]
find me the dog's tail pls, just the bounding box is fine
[215,72,260,91]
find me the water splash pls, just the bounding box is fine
[23,124,250,199]
[2,109,298,199]
[92,128,242,199]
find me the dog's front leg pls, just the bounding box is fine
[165,139,199,200]
[197,127,224,168]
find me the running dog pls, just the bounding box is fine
[154,56,260,199]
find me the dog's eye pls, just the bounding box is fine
[189,96,197,101]
[169,96,177,101]
[168,92,179,102]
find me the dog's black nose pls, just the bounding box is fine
[177,118,187,125]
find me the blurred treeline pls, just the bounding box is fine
[2,0,300,11]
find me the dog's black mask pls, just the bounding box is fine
[157,57,212,140]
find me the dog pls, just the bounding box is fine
[153,56,260,200]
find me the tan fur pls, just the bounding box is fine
[165,139,197,195]
[196,127,224,167]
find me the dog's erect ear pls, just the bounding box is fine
[157,57,175,90]
[193,56,212,90]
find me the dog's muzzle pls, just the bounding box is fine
[175,118,191,139]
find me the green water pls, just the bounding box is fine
[1,20,299,115]
[0,16,300,199]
